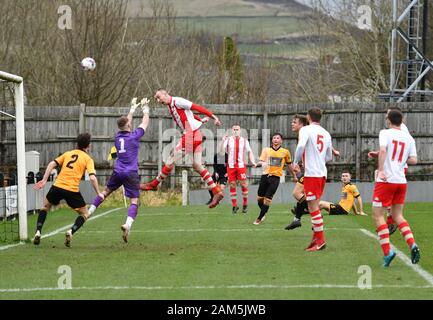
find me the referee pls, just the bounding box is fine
[206,152,228,205]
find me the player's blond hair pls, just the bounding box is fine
[117,116,129,130]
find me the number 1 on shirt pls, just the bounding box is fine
[119,138,126,154]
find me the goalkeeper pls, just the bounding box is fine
[88,97,150,243]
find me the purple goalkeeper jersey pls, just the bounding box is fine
[114,127,145,172]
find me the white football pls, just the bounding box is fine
[81,57,96,71]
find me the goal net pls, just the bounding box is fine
[0,71,27,242]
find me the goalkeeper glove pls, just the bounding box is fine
[129,97,140,113]
[140,97,150,114]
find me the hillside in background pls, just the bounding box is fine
[127,0,326,64]
[127,0,310,17]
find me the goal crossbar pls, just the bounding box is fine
[0,70,27,240]
[0,71,23,84]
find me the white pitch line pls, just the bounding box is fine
[79,227,359,234]
[359,229,433,286]
[0,208,122,252]
[1,283,432,293]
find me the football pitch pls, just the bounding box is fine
[1,203,433,300]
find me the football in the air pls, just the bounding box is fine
[81,57,96,71]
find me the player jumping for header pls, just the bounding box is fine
[140,89,224,208]
[88,98,150,243]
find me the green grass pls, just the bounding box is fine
[1,203,433,299]
[176,16,312,40]
[238,42,317,60]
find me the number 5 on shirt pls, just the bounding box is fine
[317,135,324,152]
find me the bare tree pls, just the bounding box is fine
[282,0,393,103]
[0,0,276,106]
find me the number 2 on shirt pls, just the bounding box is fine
[316,135,324,152]
[391,140,405,162]
[118,138,126,154]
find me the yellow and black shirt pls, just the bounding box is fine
[259,146,292,177]
[54,149,96,192]
[339,183,360,213]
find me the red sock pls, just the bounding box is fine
[241,186,248,206]
[377,224,391,256]
[230,186,237,207]
[200,169,218,193]
[386,214,395,225]
[398,221,415,248]
[153,165,173,186]
[211,185,221,195]
[310,210,324,241]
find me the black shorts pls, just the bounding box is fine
[257,175,280,200]
[297,175,304,185]
[212,172,227,185]
[46,185,86,209]
[329,204,349,215]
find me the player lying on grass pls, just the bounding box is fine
[371,109,420,267]
[254,133,292,225]
[32,133,101,247]
[318,170,367,216]
[88,98,150,243]
[140,89,224,208]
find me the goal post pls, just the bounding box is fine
[0,70,27,241]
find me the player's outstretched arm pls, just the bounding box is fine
[293,128,307,165]
[286,163,297,181]
[377,146,387,181]
[368,150,379,158]
[190,103,221,126]
[218,136,228,155]
[355,196,367,216]
[325,143,333,162]
[193,114,209,124]
[139,98,150,131]
[89,174,102,196]
[33,161,57,190]
[332,148,340,157]
[352,201,359,215]
[407,156,417,165]
[248,151,257,167]
[127,97,141,125]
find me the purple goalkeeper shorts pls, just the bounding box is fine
[106,171,140,199]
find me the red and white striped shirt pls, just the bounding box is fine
[223,136,252,168]
[168,96,213,132]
